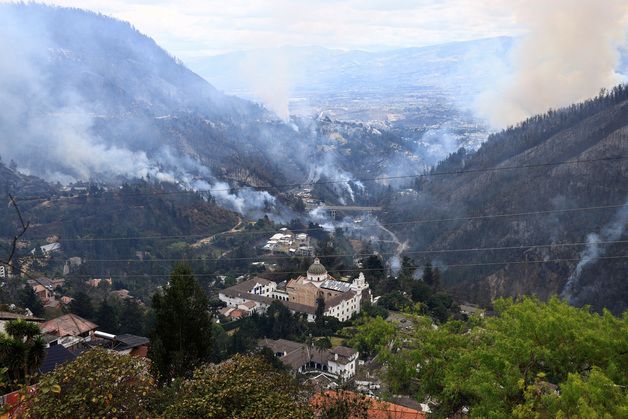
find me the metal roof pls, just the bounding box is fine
[320,279,351,293]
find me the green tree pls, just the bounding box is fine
[432,266,441,290]
[163,354,310,418]
[19,287,44,317]
[421,263,434,287]
[69,291,93,319]
[382,297,628,417]
[349,316,397,359]
[24,348,156,417]
[95,297,119,334]
[315,296,326,327]
[149,264,212,382]
[0,320,44,388]
[119,299,146,335]
[314,336,332,351]
[378,291,412,311]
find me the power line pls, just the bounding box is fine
[14,155,628,203]
[21,202,628,242]
[41,239,628,264]
[54,255,628,278]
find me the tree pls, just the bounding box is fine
[19,287,44,317]
[0,320,44,388]
[349,316,397,359]
[432,267,441,290]
[377,291,412,311]
[421,263,434,287]
[69,291,93,319]
[23,348,156,417]
[315,296,326,327]
[381,297,628,417]
[163,354,310,418]
[410,280,432,303]
[95,297,119,334]
[149,264,212,382]
[314,336,332,351]
[119,299,145,335]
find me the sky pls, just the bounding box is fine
[2,0,522,59]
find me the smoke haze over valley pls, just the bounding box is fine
[0,2,626,316]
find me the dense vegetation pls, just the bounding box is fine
[352,297,628,417]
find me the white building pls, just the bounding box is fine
[218,260,371,322]
[259,338,359,380]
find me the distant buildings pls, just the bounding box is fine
[85,277,112,288]
[219,258,371,322]
[26,277,65,307]
[30,242,61,256]
[262,228,314,256]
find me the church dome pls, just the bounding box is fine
[307,258,327,276]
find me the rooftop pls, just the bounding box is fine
[307,258,327,276]
[320,279,351,293]
[39,344,78,374]
[41,314,98,337]
[0,311,45,322]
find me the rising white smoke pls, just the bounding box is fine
[561,198,628,302]
[307,155,365,205]
[476,0,628,128]
[238,49,293,120]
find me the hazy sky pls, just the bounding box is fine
[5,0,522,58]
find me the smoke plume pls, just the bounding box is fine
[238,49,294,121]
[476,0,628,128]
[561,198,628,302]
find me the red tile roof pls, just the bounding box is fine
[311,391,427,419]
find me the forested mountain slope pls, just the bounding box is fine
[384,86,628,313]
[0,3,421,211]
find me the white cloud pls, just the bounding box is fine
[0,0,522,59]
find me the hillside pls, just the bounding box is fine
[0,3,425,214]
[383,86,628,313]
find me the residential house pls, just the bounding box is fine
[91,331,150,357]
[0,311,44,334]
[41,313,98,349]
[259,338,359,380]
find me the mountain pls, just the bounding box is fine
[189,38,514,99]
[383,86,628,314]
[0,3,427,216]
[190,39,628,126]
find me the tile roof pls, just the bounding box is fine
[222,277,274,294]
[311,391,427,419]
[41,314,98,337]
[258,338,354,371]
[325,291,357,308]
[329,346,357,359]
